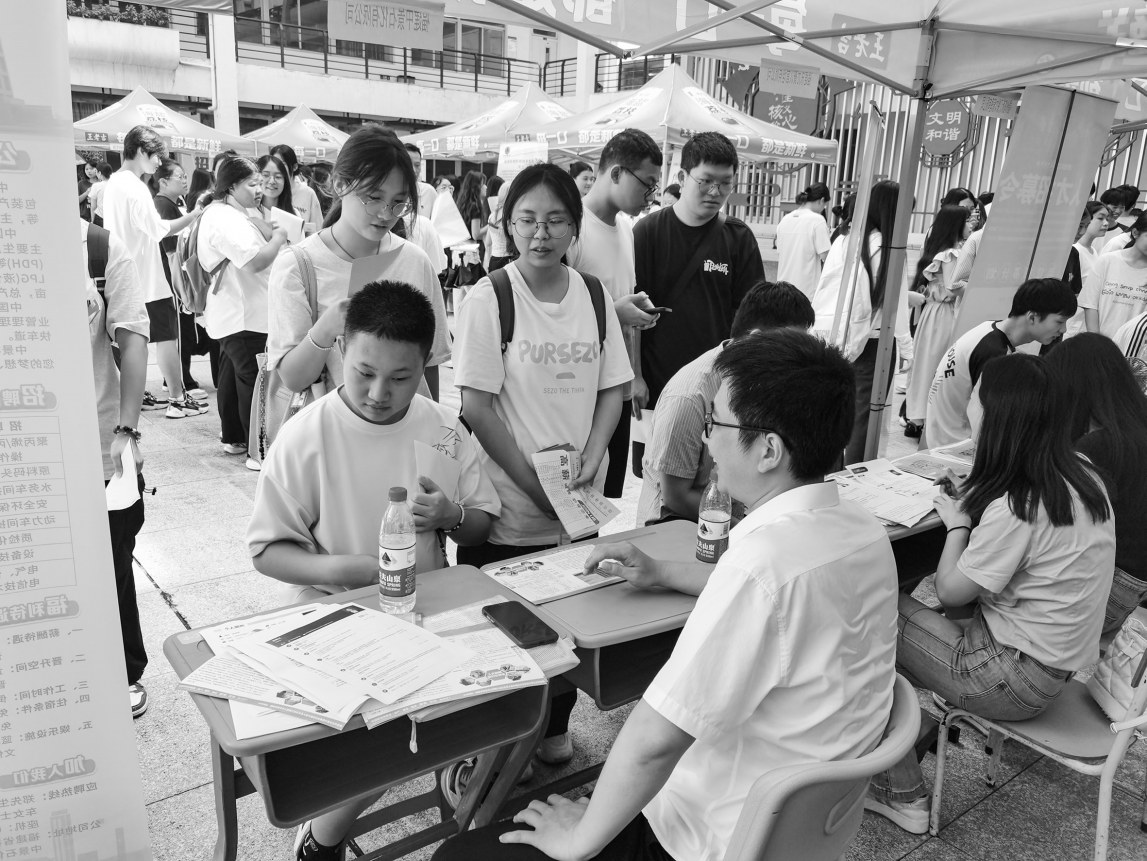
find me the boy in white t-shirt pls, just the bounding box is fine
[248,279,498,861]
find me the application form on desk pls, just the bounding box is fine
[830,458,937,528]
[484,544,624,604]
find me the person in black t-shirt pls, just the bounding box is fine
[1048,333,1147,634]
[632,133,764,474]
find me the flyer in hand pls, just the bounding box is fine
[531,445,619,540]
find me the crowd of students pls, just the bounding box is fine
[80,121,1147,860]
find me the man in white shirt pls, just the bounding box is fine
[566,128,663,497]
[404,144,439,219]
[432,329,900,861]
[103,125,204,417]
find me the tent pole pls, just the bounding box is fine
[661,137,672,195]
[863,22,936,461]
[630,0,783,58]
[482,0,626,57]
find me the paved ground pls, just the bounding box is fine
[130,327,1147,861]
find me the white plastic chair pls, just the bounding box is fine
[929,650,1147,861]
[722,673,921,861]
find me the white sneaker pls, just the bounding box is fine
[864,793,929,834]
[129,682,148,719]
[166,396,209,419]
[186,387,208,400]
[245,457,262,472]
[221,442,247,455]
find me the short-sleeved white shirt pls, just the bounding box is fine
[1078,250,1147,337]
[266,231,451,385]
[958,485,1115,671]
[775,208,832,298]
[197,202,270,338]
[453,263,633,545]
[642,482,899,861]
[247,391,499,605]
[925,320,1013,447]
[1114,311,1147,360]
[102,170,171,303]
[292,177,322,233]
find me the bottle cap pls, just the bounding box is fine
[388,487,407,502]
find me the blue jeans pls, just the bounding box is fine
[1103,566,1147,635]
[870,594,1071,803]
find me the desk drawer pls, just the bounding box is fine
[567,629,681,711]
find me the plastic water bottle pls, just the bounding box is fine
[379,487,417,615]
[696,475,731,563]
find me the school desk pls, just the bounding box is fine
[163,565,561,861]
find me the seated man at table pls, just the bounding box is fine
[247,279,499,860]
[432,329,900,861]
[637,279,814,526]
[923,277,1075,448]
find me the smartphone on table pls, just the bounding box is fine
[482,602,559,649]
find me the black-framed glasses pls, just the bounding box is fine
[703,404,784,446]
[621,166,659,198]
[356,194,413,218]
[687,172,736,196]
[511,217,572,239]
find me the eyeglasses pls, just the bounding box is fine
[703,404,783,444]
[511,217,572,239]
[622,166,659,199]
[260,171,283,184]
[356,194,413,218]
[686,172,736,196]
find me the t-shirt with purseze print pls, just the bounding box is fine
[634,206,764,405]
[925,320,1013,447]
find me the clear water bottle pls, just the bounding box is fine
[379,486,417,615]
[696,475,731,563]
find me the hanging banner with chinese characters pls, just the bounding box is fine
[921,99,970,156]
[954,86,1117,340]
[496,141,548,184]
[972,92,1020,121]
[0,3,153,860]
[328,0,446,52]
[753,92,818,135]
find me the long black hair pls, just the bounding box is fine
[256,154,295,215]
[322,125,417,227]
[959,354,1110,527]
[913,205,969,292]
[860,180,899,311]
[1046,333,1147,479]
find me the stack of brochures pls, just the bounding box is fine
[178,599,572,739]
[891,439,975,482]
[829,458,939,528]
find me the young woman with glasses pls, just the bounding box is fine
[453,163,632,766]
[267,125,451,403]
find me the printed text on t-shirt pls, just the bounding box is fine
[516,340,601,364]
[703,260,729,275]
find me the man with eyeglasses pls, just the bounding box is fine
[566,129,663,498]
[631,132,764,478]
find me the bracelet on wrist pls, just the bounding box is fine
[306,332,333,352]
[947,525,971,535]
[113,425,141,441]
[444,503,465,534]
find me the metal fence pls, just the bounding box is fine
[234,21,538,97]
[594,54,676,94]
[542,58,577,97]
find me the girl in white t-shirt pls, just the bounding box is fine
[267,126,450,403]
[904,204,970,432]
[775,181,831,297]
[453,163,632,759]
[1061,202,1110,337]
[197,156,288,466]
[1080,212,1147,337]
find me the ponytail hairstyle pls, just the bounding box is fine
[795,181,830,206]
[913,205,970,291]
[860,180,900,310]
[322,124,418,227]
[959,354,1110,527]
[1125,211,1147,251]
[210,155,259,202]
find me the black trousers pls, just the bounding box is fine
[603,399,631,499]
[457,540,589,738]
[846,338,896,466]
[218,330,266,446]
[106,473,147,685]
[178,310,219,388]
[432,813,673,861]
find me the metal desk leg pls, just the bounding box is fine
[210,734,240,861]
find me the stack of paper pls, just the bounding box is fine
[483,543,624,604]
[830,458,937,527]
[531,445,619,540]
[891,450,971,483]
[932,439,976,466]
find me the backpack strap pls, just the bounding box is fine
[290,245,320,322]
[488,266,515,354]
[578,271,608,350]
[86,222,110,289]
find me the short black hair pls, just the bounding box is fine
[713,330,855,481]
[569,161,594,179]
[663,183,681,199]
[210,155,259,201]
[730,281,814,337]
[344,280,436,358]
[1008,277,1077,319]
[404,143,421,156]
[96,161,113,180]
[211,149,238,170]
[123,125,166,160]
[681,131,738,172]
[597,128,662,173]
[500,163,583,249]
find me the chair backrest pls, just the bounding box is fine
[722,674,921,861]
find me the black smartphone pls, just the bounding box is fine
[482,602,559,649]
[648,306,672,314]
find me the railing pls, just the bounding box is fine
[65,1,209,59]
[594,53,676,93]
[542,57,577,97]
[234,21,539,97]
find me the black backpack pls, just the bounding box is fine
[486,267,608,354]
[86,222,110,294]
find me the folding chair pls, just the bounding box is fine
[722,674,921,861]
[929,650,1147,861]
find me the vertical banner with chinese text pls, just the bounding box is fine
[0,3,152,859]
[954,87,1116,339]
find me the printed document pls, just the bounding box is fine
[830,459,936,527]
[483,543,623,604]
[531,446,619,540]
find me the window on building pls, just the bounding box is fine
[412,18,505,77]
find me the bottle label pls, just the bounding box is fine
[379,541,417,598]
[696,511,730,563]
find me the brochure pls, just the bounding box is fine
[830,458,936,527]
[891,451,971,483]
[483,543,624,604]
[932,439,976,466]
[531,445,619,540]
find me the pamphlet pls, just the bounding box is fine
[105,445,141,511]
[270,206,304,244]
[531,446,619,540]
[891,451,971,483]
[830,458,936,527]
[483,543,623,604]
[932,439,976,466]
